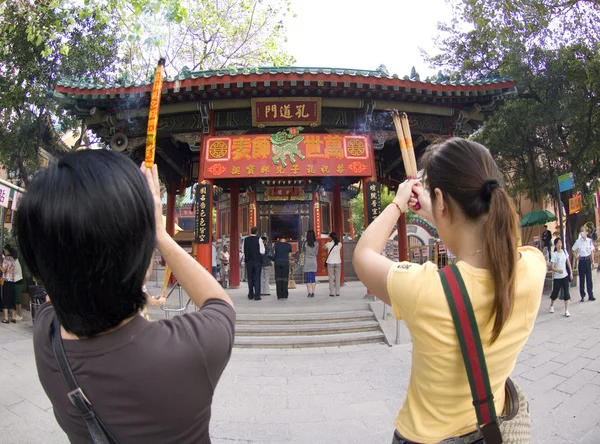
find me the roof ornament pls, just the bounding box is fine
[376,64,389,77]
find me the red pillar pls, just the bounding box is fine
[215,200,221,241]
[229,182,241,288]
[397,213,408,262]
[332,181,345,284]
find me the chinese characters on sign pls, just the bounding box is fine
[316,238,329,277]
[569,194,582,215]
[194,184,211,244]
[0,185,11,209]
[252,98,321,127]
[366,182,381,225]
[204,134,372,179]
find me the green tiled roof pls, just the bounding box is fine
[56,66,513,90]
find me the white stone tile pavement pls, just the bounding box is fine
[1,273,600,443]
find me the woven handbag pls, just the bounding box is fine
[439,265,531,444]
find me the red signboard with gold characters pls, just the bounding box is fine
[203,128,372,179]
[252,98,321,127]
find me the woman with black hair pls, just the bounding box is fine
[549,237,573,317]
[274,237,292,299]
[324,232,342,297]
[15,150,235,444]
[0,245,18,323]
[303,230,319,297]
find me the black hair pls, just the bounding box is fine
[3,244,17,258]
[261,236,267,242]
[553,237,563,252]
[329,232,339,246]
[306,230,316,248]
[14,150,156,337]
[251,226,258,235]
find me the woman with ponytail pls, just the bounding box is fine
[353,138,546,443]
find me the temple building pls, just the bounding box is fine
[53,66,516,287]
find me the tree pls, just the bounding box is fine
[0,0,294,183]
[119,0,295,81]
[0,1,120,183]
[426,0,600,248]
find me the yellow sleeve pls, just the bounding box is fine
[386,261,437,321]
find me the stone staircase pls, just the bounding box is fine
[234,307,385,348]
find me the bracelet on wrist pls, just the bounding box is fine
[392,202,404,213]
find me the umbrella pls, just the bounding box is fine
[520,210,556,228]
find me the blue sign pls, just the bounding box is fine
[558,173,574,193]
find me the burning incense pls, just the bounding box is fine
[145,58,166,168]
[391,110,412,175]
[400,113,418,178]
[391,110,420,210]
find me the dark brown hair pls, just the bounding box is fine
[420,138,519,343]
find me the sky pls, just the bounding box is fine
[282,0,453,78]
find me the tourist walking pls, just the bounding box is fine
[353,138,545,443]
[15,150,235,444]
[303,230,319,297]
[324,232,342,297]
[274,237,292,299]
[572,226,596,302]
[261,236,273,296]
[243,226,265,300]
[0,245,18,324]
[549,237,573,317]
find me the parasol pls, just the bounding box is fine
[519,210,557,227]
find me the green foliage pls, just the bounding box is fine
[350,186,399,239]
[0,1,119,183]
[0,0,294,182]
[120,0,295,81]
[426,0,600,247]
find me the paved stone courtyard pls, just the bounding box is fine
[1,274,600,443]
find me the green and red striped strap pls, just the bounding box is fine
[439,264,497,426]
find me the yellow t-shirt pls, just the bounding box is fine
[387,246,545,443]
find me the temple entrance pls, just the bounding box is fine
[270,214,300,243]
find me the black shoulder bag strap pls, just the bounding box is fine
[438,265,503,444]
[324,244,335,267]
[50,317,119,444]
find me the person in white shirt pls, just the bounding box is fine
[572,226,596,302]
[323,232,342,297]
[549,238,573,317]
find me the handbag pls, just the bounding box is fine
[50,317,120,444]
[439,265,531,444]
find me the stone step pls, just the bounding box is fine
[236,310,375,325]
[234,331,386,348]
[235,320,380,336]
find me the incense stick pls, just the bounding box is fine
[391,109,421,210]
[145,58,166,168]
[391,110,412,175]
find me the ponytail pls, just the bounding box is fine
[482,187,519,343]
[421,137,521,344]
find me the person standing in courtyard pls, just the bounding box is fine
[13,255,24,321]
[261,236,273,296]
[572,226,596,302]
[16,150,235,444]
[212,240,219,279]
[219,245,230,287]
[542,224,552,260]
[324,232,342,297]
[550,237,573,317]
[274,237,292,299]
[303,230,319,298]
[0,245,18,324]
[353,138,545,443]
[243,226,265,300]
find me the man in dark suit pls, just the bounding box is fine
[243,226,265,300]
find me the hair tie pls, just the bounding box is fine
[481,179,500,202]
